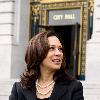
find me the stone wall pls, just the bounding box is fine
[0,80,18,100]
[83,82,100,100]
[0,0,15,79]
[85,0,100,99]
[0,0,100,100]
[0,0,29,99]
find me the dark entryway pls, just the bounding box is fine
[46,24,80,78]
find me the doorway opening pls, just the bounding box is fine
[46,25,80,79]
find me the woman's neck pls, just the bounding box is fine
[39,71,54,83]
[39,65,55,83]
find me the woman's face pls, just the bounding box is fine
[40,36,63,71]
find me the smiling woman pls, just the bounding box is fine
[40,36,64,71]
[9,30,84,100]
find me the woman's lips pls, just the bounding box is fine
[52,59,61,65]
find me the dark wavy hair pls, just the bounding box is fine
[20,30,68,88]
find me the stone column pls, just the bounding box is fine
[0,0,29,100]
[84,0,100,100]
[0,1,15,100]
[0,0,13,79]
[86,0,100,82]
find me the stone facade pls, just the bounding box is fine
[0,0,14,79]
[0,0,29,99]
[0,0,100,100]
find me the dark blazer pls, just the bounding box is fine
[9,79,84,100]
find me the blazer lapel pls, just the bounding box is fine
[20,78,70,100]
[50,81,69,100]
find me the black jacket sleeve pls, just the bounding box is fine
[72,81,84,100]
[9,82,18,100]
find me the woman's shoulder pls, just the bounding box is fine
[57,74,83,87]
[69,80,84,99]
[11,82,22,92]
[70,79,83,87]
[11,81,27,94]
[9,82,22,100]
[12,82,21,88]
[59,76,83,89]
[55,79,84,98]
[65,79,83,93]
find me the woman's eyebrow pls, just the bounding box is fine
[49,45,55,46]
[49,45,62,47]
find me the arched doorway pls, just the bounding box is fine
[30,0,88,80]
[44,24,80,78]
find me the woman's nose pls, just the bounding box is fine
[54,48,62,56]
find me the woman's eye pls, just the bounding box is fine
[58,47,63,52]
[49,47,55,50]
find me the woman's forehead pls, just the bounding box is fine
[48,36,62,46]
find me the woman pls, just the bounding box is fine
[9,30,84,100]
